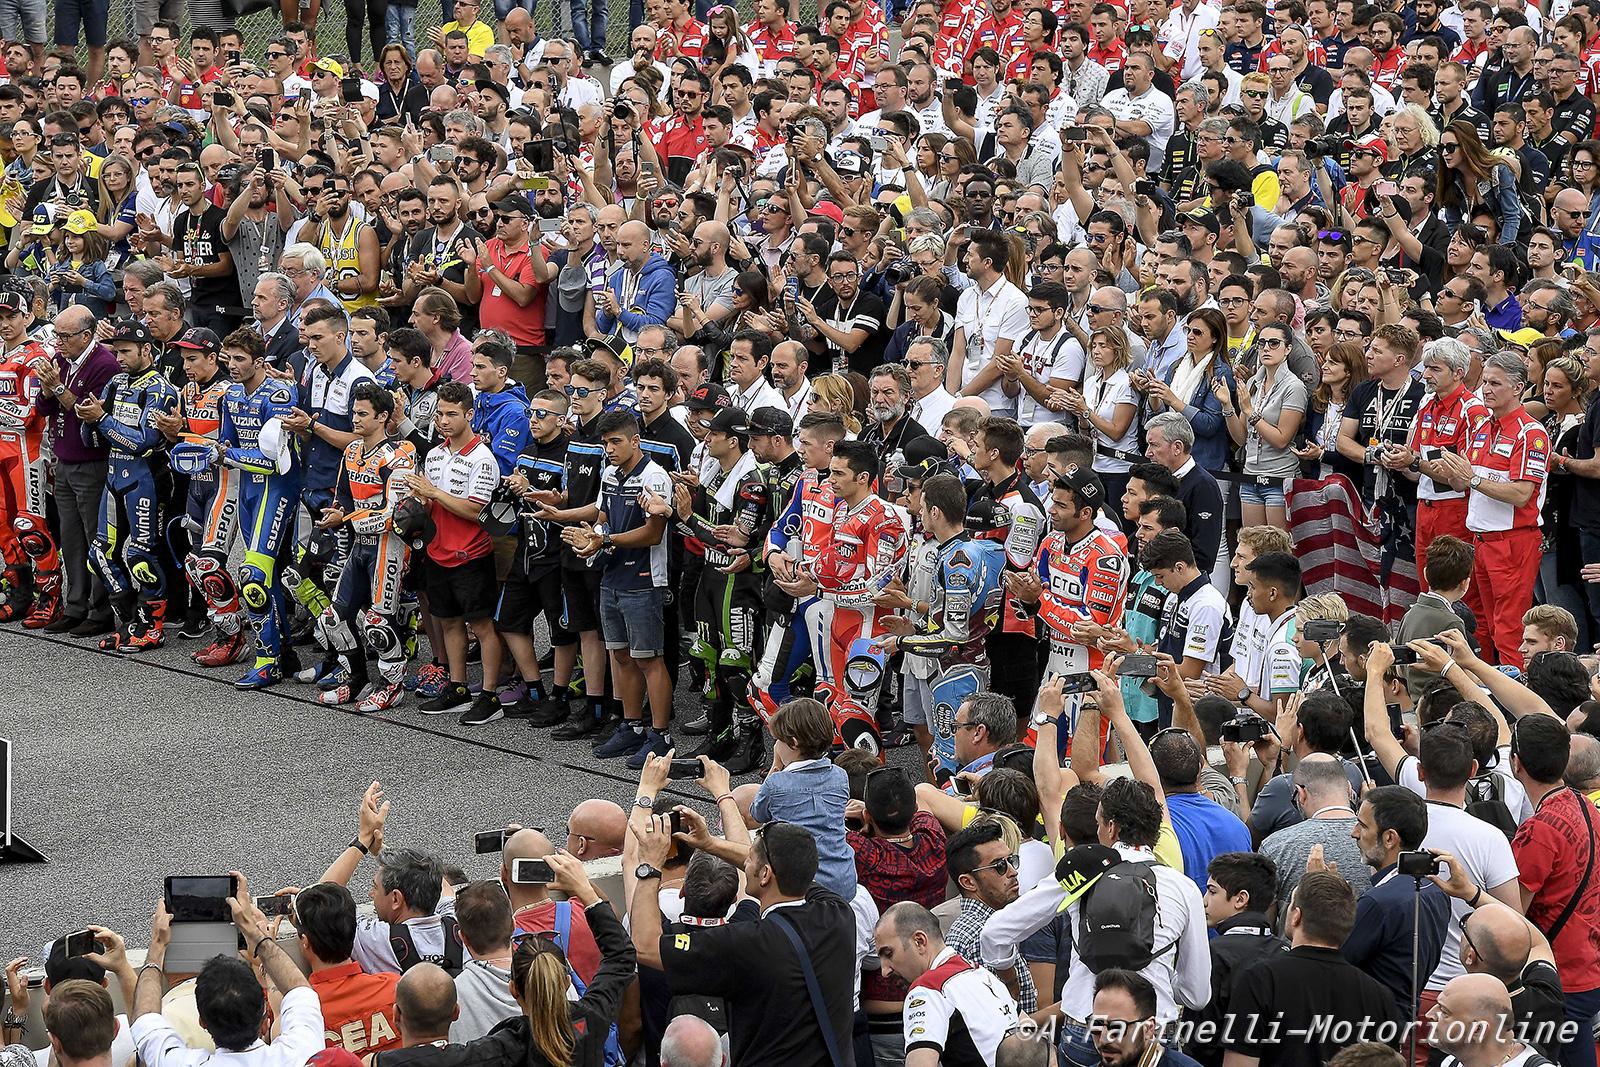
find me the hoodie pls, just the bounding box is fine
[595,252,676,340]
[474,380,532,476]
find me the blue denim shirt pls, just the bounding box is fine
[1443,161,1522,245]
[751,758,857,899]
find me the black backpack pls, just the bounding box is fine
[388,914,466,977]
[1465,772,1519,841]
[1061,844,1180,974]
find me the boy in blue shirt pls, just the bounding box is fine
[751,696,858,899]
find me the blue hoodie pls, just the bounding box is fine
[595,252,676,337]
[473,380,531,476]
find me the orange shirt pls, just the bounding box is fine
[308,960,402,1055]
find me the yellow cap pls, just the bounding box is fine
[64,209,97,235]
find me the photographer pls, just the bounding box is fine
[1327,785,1450,1019]
[1205,160,1285,257]
[1243,690,1366,843]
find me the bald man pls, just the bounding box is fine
[1280,247,1320,305]
[950,395,992,418]
[1428,974,1525,1067]
[500,829,603,985]
[1568,732,1600,801]
[669,220,737,340]
[660,1014,726,1067]
[392,963,459,1048]
[567,798,627,859]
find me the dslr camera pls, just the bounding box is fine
[612,100,632,122]
[884,260,914,285]
[1303,136,1339,159]
[1221,712,1270,744]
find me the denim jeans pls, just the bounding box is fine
[493,0,532,20]
[384,4,416,56]
[1537,547,1592,653]
[1559,985,1600,1067]
[570,0,605,52]
[1579,528,1600,635]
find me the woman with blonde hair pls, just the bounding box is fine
[94,152,138,261]
[808,373,863,435]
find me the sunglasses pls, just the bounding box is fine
[970,854,1020,875]
[565,384,599,398]
[1242,90,1269,99]
[1316,229,1346,240]
[129,96,152,106]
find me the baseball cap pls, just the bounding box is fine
[310,58,345,78]
[810,200,844,225]
[892,435,953,481]
[707,407,751,435]
[1344,134,1389,161]
[1058,465,1106,509]
[108,317,153,345]
[727,133,757,155]
[495,192,535,217]
[1180,207,1219,234]
[172,326,221,354]
[1496,327,1544,348]
[747,405,794,437]
[476,79,510,103]
[45,938,107,986]
[28,206,53,235]
[684,383,732,411]
[0,290,27,314]
[64,208,97,235]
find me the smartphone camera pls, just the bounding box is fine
[1397,849,1444,878]
[667,758,703,780]
[214,89,234,107]
[510,858,555,884]
[1389,644,1422,665]
[255,893,296,917]
[474,828,511,854]
[1119,653,1160,678]
[64,931,103,958]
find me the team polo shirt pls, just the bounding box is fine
[308,960,401,1055]
[300,352,377,492]
[1241,608,1303,701]
[656,17,708,59]
[1159,573,1231,673]
[599,454,673,589]
[1408,384,1490,501]
[477,237,546,347]
[1465,407,1550,532]
[747,18,797,77]
[423,433,500,565]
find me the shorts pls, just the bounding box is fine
[54,0,108,46]
[560,564,602,633]
[424,553,498,621]
[599,583,666,658]
[131,0,180,37]
[1238,477,1289,508]
[902,672,932,725]
[491,534,517,582]
[494,564,574,643]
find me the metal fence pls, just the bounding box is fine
[47,0,818,74]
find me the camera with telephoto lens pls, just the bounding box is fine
[612,100,632,122]
[1221,712,1270,744]
[1397,849,1444,878]
[1303,136,1339,159]
[884,260,914,285]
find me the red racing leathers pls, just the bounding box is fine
[0,338,56,622]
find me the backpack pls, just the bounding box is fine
[1465,772,1519,841]
[550,902,626,1067]
[388,914,466,977]
[1075,857,1180,974]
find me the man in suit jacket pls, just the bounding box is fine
[253,271,308,378]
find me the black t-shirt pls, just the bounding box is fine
[639,898,761,1067]
[561,413,606,570]
[176,204,237,310]
[1510,959,1567,1063]
[25,173,99,217]
[1344,377,1426,506]
[1225,945,1400,1067]
[1569,394,1600,530]
[512,430,570,577]
[408,222,483,336]
[1296,64,1336,106]
[659,887,858,1067]
[826,289,888,375]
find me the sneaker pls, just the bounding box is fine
[405,662,446,692]
[588,710,625,746]
[176,617,211,640]
[498,680,530,706]
[414,664,451,698]
[419,682,471,714]
[459,694,505,726]
[594,720,648,758]
[552,708,610,740]
[723,726,768,776]
[677,703,711,736]
[357,682,404,712]
[626,729,673,770]
[527,697,571,728]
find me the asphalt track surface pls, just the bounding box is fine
[0,619,925,955]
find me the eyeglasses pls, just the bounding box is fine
[1027,304,1056,315]
[1086,304,1116,315]
[1036,262,1063,273]
[565,384,599,397]
[953,718,982,732]
[970,854,1020,875]
[1575,160,1597,170]
[1352,234,1379,246]
[829,272,858,282]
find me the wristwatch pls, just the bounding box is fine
[601,532,614,551]
[634,795,655,809]
[1470,474,1482,490]
[1031,708,1056,727]
[52,383,65,396]
[1236,686,1251,703]
[635,864,663,880]
[1229,775,1248,785]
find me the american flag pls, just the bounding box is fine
[1286,473,1419,631]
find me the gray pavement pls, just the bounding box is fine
[0,622,921,955]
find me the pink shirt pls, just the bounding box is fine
[436,330,473,384]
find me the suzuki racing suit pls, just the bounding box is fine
[1031,527,1129,758]
[218,377,302,678]
[178,373,241,635]
[89,366,180,637]
[319,435,417,691]
[678,451,773,746]
[810,494,908,702]
[753,467,836,719]
[901,533,1007,780]
[0,339,56,620]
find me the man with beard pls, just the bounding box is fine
[670,219,738,342]
[221,164,289,322]
[379,189,428,325]
[470,194,546,384]
[1338,323,1426,590]
[311,172,383,317]
[158,161,239,339]
[799,250,887,376]
[1089,970,1206,1067]
[863,364,931,456]
[402,177,481,341]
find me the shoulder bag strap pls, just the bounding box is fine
[1543,788,1595,943]
[769,911,845,1067]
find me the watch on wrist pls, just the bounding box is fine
[1031,708,1057,727]
[349,836,370,855]
[1236,686,1251,703]
[1470,474,1482,490]
[1229,775,1248,785]
[635,864,663,880]
[634,795,655,809]
[52,384,65,396]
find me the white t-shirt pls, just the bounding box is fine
[1397,754,1535,827]
[1019,838,1055,895]
[1084,367,1139,472]
[956,275,1030,418]
[1100,85,1177,161]
[1414,796,1521,991]
[1016,326,1083,426]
